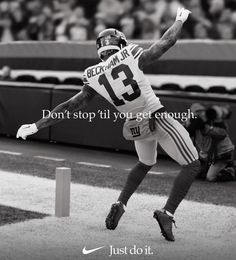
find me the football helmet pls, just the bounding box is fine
[96,28,128,60]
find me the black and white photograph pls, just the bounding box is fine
[0,0,236,259]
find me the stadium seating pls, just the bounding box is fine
[15,75,38,83]
[229,88,236,95]
[185,85,205,93]
[207,85,228,94]
[159,83,182,91]
[62,77,83,86]
[39,76,61,84]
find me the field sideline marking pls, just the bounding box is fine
[0,150,22,156]
[34,156,65,162]
[77,162,111,168]
[125,168,165,175]
[149,171,167,175]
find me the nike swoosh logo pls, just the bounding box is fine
[82,246,105,255]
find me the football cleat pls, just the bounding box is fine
[105,201,125,230]
[153,210,176,241]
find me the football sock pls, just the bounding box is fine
[162,209,173,217]
[163,159,200,215]
[118,161,153,206]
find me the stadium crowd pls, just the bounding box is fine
[0,0,236,41]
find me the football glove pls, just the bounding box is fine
[16,123,38,140]
[176,7,191,23]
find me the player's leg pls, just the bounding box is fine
[106,139,157,230]
[154,116,200,241]
[118,139,157,205]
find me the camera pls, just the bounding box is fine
[205,105,232,122]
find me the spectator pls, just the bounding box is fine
[53,10,71,41]
[193,23,210,39]
[186,103,235,182]
[207,0,235,39]
[140,17,158,39]
[160,0,184,36]
[216,21,235,39]
[27,4,54,40]
[9,0,29,41]
[53,0,74,41]
[119,0,136,39]
[96,0,123,28]
[66,6,89,41]
[135,0,163,39]
[183,0,212,38]
[0,1,14,42]
[93,12,107,38]
[53,0,75,13]
[1,0,236,41]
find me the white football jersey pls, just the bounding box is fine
[83,43,163,117]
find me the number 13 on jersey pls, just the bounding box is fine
[98,64,141,106]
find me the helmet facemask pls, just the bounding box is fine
[100,49,119,61]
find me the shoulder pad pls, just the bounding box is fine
[128,43,144,59]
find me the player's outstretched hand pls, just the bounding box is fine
[176,7,191,23]
[16,123,38,140]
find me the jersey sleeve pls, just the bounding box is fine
[82,70,90,86]
[81,70,98,96]
[128,43,144,60]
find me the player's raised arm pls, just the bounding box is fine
[139,7,191,69]
[16,85,97,140]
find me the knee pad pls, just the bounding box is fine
[138,160,155,169]
[139,158,156,167]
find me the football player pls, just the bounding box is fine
[17,7,200,242]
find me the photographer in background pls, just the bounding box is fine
[186,103,235,182]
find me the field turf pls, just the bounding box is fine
[0,152,235,208]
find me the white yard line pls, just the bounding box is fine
[125,168,165,175]
[149,170,179,175]
[0,150,22,156]
[149,171,165,175]
[34,156,65,162]
[77,162,111,168]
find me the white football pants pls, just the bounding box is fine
[134,116,198,166]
